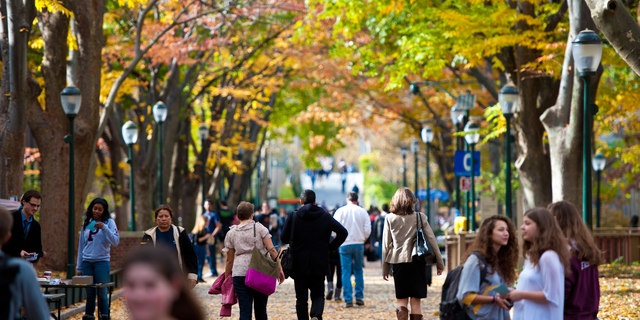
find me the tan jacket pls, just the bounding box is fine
[382,212,444,276]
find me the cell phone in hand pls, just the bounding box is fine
[87,220,97,232]
[490,283,510,295]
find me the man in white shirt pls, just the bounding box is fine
[333,192,371,308]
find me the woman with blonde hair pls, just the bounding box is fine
[382,187,444,320]
[456,215,518,319]
[548,200,602,319]
[191,214,211,283]
[507,208,570,320]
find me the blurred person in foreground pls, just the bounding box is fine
[381,187,444,320]
[122,246,204,320]
[548,201,602,319]
[76,198,119,320]
[0,206,50,319]
[141,205,198,288]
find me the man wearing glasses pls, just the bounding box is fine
[5,190,44,263]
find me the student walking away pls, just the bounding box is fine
[372,204,389,262]
[382,188,444,320]
[333,191,370,308]
[191,214,211,283]
[4,190,44,263]
[203,200,222,277]
[0,206,50,320]
[455,215,518,320]
[506,208,570,320]
[548,201,602,319]
[122,246,204,320]
[141,205,198,288]
[281,189,348,320]
[224,201,284,320]
[326,208,343,302]
[76,198,120,320]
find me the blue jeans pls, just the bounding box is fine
[81,261,110,318]
[207,240,218,275]
[233,276,268,320]
[339,244,364,303]
[194,244,206,280]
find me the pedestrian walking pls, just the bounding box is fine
[381,187,444,320]
[122,246,204,320]
[548,201,602,319]
[191,214,211,283]
[0,206,50,320]
[456,215,518,320]
[76,198,120,320]
[223,201,284,320]
[141,205,198,288]
[4,190,44,263]
[506,208,570,320]
[333,191,370,308]
[325,208,343,301]
[203,199,222,277]
[281,189,348,320]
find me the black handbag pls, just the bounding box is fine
[277,212,296,278]
[412,212,436,265]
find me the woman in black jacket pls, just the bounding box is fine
[141,205,198,288]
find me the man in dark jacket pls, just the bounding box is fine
[281,189,348,320]
[4,190,44,263]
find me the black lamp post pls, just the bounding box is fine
[499,83,519,220]
[153,101,168,206]
[401,146,408,187]
[572,29,603,229]
[421,127,434,222]
[411,139,419,193]
[61,86,81,278]
[464,122,480,231]
[122,121,139,231]
[199,123,209,207]
[450,105,465,217]
[592,153,606,229]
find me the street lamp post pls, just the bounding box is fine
[411,139,419,193]
[199,124,209,207]
[401,147,408,187]
[572,29,603,229]
[464,122,480,231]
[592,153,606,229]
[451,105,465,217]
[122,121,139,231]
[499,83,519,220]
[153,101,168,206]
[61,86,81,278]
[421,127,434,222]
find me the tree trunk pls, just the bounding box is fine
[584,0,640,77]
[0,0,36,199]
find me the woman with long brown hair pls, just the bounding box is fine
[507,208,570,320]
[456,215,518,319]
[548,200,602,319]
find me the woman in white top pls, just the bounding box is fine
[506,208,570,320]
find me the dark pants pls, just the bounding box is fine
[233,276,268,320]
[327,258,342,288]
[294,274,325,320]
[207,239,218,275]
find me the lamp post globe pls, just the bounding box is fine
[199,123,209,140]
[61,86,81,278]
[592,153,606,172]
[421,127,434,144]
[153,101,168,206]
[464,122,480,231]
[122,120,138,231]
[499,84,519,116]
[572,30,603,76]
[450,105,464,126]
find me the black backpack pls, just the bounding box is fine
[0,254,20,320]
[439,251,488,320]
[373,215,385,242]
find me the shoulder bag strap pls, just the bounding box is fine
[289,212,296,248]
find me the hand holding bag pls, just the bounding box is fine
[277,212,295,278]
[244,223,279,295]
[412,212,436,265]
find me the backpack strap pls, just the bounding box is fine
[471,251,489,285]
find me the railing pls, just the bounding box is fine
[444,228,640,271]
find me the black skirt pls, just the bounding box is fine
[392,260,428,299]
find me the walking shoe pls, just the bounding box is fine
[311,317,319,320]
[326,289,334,300]
[334,287,342,301]
[345,302,354,308]
[409,314,423,320]
[396,307,409,320]
[356,299,365,306]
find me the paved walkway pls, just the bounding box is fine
[197,262,444,319]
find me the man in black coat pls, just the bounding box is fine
[281,189,348,320]
[4,190,44,263]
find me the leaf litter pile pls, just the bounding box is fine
[66,262,639,319]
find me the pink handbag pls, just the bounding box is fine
[244,224,279,295]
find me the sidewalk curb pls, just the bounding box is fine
[59,290,122,320]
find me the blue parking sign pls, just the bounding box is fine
[454,151,480,177]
